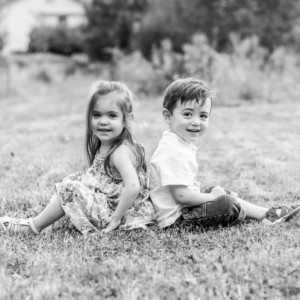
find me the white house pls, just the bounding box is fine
[0,0,87,54]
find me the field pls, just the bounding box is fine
[0,66,300,300]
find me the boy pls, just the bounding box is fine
[149,78,299,229]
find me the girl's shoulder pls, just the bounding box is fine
[111,143,136,165]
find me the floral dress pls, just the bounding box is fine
[55,150,156,235]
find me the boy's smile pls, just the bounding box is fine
[163,98,211,144]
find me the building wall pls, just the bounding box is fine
[0,0,86,54]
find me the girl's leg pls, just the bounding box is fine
[235,197,268,220]
[0,194,65,234]
[33,194,65,232]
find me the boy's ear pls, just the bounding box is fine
[162,109,171,124]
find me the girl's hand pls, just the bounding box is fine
[210,185,227,198]
[102,218,121,233]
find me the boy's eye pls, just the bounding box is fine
[183,112,192,117]
[200,114,208,119]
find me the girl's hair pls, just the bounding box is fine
[85,80,147,176]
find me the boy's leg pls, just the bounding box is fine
[205,186,268,220]
[182,195,246,228]
[235,197,268,220]
[33,194,65,232]
[209,187,299,223]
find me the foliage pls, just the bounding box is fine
[134,33,300,104]
[84,0,147,61]
[137,0,188,58]
[209,35,300,105]
[86,32,300,103]
[28,25,85,56]
[137,0,300,57]
[183,34,218,82]
[151,39,184,83]
[111,49,165,95]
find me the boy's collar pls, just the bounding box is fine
[163,131,197,151]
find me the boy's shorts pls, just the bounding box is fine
[179,187,246,228]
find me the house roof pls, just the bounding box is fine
[36,0,85,15]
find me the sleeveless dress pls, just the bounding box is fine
[54,148,156,235]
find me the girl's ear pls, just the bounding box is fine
[128,113,134,121]
[162,109,171,124]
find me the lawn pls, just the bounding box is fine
[0,70,300,300]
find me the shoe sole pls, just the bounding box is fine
[272,206,300,225]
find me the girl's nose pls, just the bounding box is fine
[99,117,109,125]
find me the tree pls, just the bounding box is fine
[84,0,147,61]
[137,0,188,58]
[137,0,300,57]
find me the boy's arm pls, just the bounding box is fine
[169,185,225,206]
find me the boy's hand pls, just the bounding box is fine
[229,191,238,200]
[210,186,227,198]
[102,218,121,233]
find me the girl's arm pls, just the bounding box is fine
[103,145,140,233]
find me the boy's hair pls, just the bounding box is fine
[163,78,215,113]
[85,80,147,175]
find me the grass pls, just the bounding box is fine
[0,69,300,299]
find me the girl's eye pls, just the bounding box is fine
[200,114,208,119]
[109,114,118,119]
[92,113,101,118]
[183,112,192,117]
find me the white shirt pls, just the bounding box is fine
[149,131,200,228]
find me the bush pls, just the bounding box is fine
[29,25,85,55]
[183,34,218,82]
[147,33,300,105]
[151,39,184,83]
[113,50,165,95]
[210,36,300,105]
[210,36,268,104]
[264,47,300,103]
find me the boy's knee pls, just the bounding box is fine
[214,195,246,225]
[204,185,231,195]
[214,195,241,216]
[181,195,246,227]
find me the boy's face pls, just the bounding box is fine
[163,98,211,144]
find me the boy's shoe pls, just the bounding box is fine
[0,217,39,234]
[263,205,300,225]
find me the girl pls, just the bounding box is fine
[0,80,155,235]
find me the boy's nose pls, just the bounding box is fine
[191,118,201,126]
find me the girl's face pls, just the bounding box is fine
[91,93,125,147]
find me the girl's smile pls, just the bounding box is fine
[97,128,112,132]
